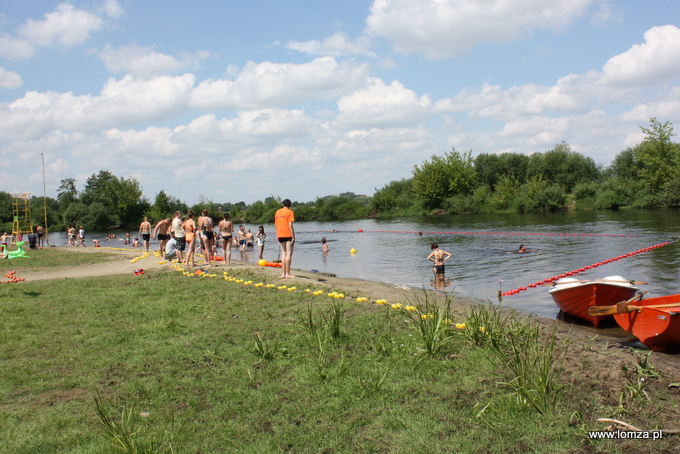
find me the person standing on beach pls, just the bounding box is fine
[274,199,295,278]
[67,225,76,246]
[138,217,151,252]
[154,218,172,256]
[183,211,197,267]
[171,211,185,263]
[36,225,44,248]
[256,225,266,260]
[218,213,233,265]
[197,209,215,267]
[78,226,86,246]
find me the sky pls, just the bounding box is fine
[1,0,680,205]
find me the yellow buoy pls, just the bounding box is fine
[350,248,356,254]
[258,259,267,266]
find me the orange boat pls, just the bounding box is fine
[613,294,680,352]
[548,275,639,327]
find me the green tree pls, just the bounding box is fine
[78,171,148,227]
[412,149,476,210]
[526,143,601,192]
[635,118,680,193]
[371,178,413,212]
[0,191,12,224]
[57,178,79,211]
[110,177,149,227]
[30,196,60,230]
[607,147,641,180]
[80,171,117,206]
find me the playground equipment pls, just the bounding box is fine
[11,193,33,245]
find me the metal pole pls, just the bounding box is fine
[41,153,49,246]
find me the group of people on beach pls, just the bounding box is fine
[126,199,296,278]
[65,225,86,247]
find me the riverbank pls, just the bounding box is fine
[1,246,679,452]
[8,246,679,372]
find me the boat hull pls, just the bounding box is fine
[613,294,680,352]
[549,277,638,327]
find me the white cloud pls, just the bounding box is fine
[365,0,597,59]
[102,0,125,19]
[0,2,121,61]
[0,74,195,140]
[435,74,601,121]
[336,78,431,128]
[0,35,35,60]
[99,44,210,78]
[432,25,680,122]
[191,57,369,110]
[286,32,376,57]
[600,25,680,87]
[18,3,104,48]
[619,87,680,124]
[0,67,23,88]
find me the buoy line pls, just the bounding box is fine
[296,229,648,238]
[501,240,675,297]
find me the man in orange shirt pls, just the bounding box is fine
[274,199,295,278]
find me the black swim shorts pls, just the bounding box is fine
[176,237,186,251]
[157,234,169,241]
[434,265,445,275]
[278,237,293,243]
[142,233,150,242]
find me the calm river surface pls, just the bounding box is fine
[47,210,680,319]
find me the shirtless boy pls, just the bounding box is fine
[138,217,151,252]
[237,225,246,252]
[427,243,452,275]
[154,218,172,256]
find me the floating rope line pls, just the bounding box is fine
[298,229,640,237]
[501,240,674,297]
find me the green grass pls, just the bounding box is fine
[0,265,670,453]
[0,246,120,270]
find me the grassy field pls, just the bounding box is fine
[0,256,677,453]
[0,246,119,270]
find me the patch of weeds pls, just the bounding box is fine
[355,367,390,394]
[461,300,535,350]
[94,391,183,454]
[612,350,661,416]
[253,331,286,363]
[400,290,457,356]
[489,325,568,415]
[298,301,352,381]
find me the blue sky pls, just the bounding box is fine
[1,0,679,205]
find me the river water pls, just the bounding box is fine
[45,210,680,320]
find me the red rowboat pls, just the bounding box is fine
[549,275,639,327]
[613,294,680,352]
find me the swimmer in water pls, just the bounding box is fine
[427,243,452,275]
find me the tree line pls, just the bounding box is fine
[1,118,677,232]
[371,118,680,215]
